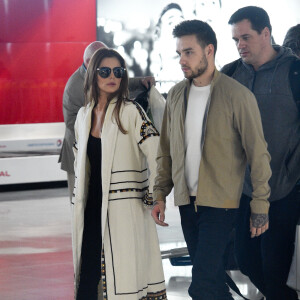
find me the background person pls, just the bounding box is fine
[150,2,185,94]
[72,47,166,300]
[152,19,271,300]
[222,6,300,300]
[283,24,300,57]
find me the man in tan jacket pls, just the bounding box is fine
[151,19,272,300]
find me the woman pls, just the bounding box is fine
[72,48,167,300]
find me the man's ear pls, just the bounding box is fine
[206,44,214,57]
[263,27,271,39]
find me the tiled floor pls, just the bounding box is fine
[0,188,73,300]
[0,186,265,300]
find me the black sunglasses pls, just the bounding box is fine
[96,67,126,78]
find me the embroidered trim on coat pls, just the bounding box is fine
[139,289,167,300]
[101,249,107,300]
[138,121,160,145]
[133,101,160,145]
[109,186,149,194]
[73,140,78,150]
[142,191,154,207]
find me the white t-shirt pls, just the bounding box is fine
[184,83,210,196]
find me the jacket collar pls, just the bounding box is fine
[184,67,220,93]
[79,64,86,77]
[85,97,118,111]
[240,45,296,72]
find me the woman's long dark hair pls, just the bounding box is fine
[84,48,129,134]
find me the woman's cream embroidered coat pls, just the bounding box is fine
[72,99,167,299]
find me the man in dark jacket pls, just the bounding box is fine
[221,6,300,300]
[283,24,300,57]
[59,41,107,203]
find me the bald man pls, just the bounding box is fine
[59,42,107,201]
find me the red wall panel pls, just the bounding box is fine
[0,0,96,124]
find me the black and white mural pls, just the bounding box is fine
[97,0,300,94]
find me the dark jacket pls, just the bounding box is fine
[222,46,300,202]
[59,64,86,174]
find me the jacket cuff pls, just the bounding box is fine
[152,192,166,203]
[250,199,270,214]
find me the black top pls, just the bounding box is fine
[85,133,102,231]
[77,134,103,299]
[87,134,102,198]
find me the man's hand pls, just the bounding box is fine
[250,213,269,238]
[151,201,169,227]
[141,76,156,89]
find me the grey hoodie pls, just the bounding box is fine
[222,46,300,201]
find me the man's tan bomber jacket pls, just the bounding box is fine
[153,69,272,214]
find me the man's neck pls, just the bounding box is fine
[193,66,215,87]
[252,45,277,70]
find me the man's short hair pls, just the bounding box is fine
[172,20,217,55]
[83,41,107,67]
[228,6,272,35]
[283,24,300,57]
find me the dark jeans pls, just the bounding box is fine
[235,185,300,300]
[179,197,237,300]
